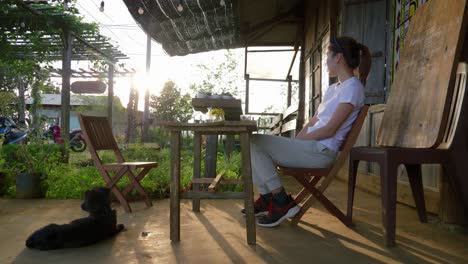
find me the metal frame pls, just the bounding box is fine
[243,46,300,116]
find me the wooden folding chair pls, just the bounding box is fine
[78,114,157,213]
[278,105,369,226]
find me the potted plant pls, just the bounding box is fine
[2,143,65,198]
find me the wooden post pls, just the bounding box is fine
[107,64,114,126]
[240,132,256,245]
[61,29,73,142]
[170,131,181,242]
[204,135,218,178]
[142,34,151,142]
[17,74,26,126]
[297,24,306,131]
[245,74,250,114]
[126,73,135,143]
[225,135,235,158]
[192,132,202,211]
[287,75,292,107]
[31,78,40,132]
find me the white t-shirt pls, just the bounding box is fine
[307,76,365,152]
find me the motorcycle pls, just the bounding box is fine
[0,117,28,145]
[44,123,87,152]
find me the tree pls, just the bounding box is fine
[190,50,243,96]
[150,81,193,122]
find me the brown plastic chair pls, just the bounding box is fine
[347,62,468,247]
[347,147,450,246]
[78,114,156,213]
[278,105,369,226]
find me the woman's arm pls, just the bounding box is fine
[295,114,319,138]
[296,103,354,140]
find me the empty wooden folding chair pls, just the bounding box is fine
[278,105,369,226]
[78,114,157,213]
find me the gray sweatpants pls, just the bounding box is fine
[250,134,337,194]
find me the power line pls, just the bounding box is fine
[76,2,145,51]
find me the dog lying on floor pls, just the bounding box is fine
[26,187,124,250]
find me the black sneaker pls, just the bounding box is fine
[241,194,271,216]
[257,194,300,227]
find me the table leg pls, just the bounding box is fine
[170,131,181,242]
[240,132,256,245]
[192,132,202,212]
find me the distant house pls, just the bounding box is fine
[26,94,125,130]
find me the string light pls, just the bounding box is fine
[177,3,183,12]
[20,22,26,28]
[99,0,105,12]
[220,0,225,6]
[138,7,144,15]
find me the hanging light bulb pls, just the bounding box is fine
[99,0,105,12]
[138,7,144,15]
[177,3,183,12]
[20,22,26,28]
[220,0,225,6]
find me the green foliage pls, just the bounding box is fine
[150,80,193,122]
[0,143,65,175]
[0,141,243,199]
[0,143,66,197]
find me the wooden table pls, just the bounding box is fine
[159,120,258,245]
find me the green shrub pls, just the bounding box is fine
[0,141,243,199]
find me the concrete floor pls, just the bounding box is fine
[1,179,467,264]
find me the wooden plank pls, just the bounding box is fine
[192,178,243,184]
[282,104,298,119]
[191,98,243,121]
[208,173,225,192]
[158,120,257,132]
[269,114,283,129]
[170,131,181,242]
[377,0,468,148]
[240,132,256,245]
[181,191,244,199]
[281,119,297,133]
[271,126,282,135]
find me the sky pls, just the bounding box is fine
[62,0,298,113]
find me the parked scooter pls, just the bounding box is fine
[0,117,28,145]
[44,123,87,152]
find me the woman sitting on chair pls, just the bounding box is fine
[242,36,372,227]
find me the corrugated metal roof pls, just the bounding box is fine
[123,0,303,56]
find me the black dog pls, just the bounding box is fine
[26,187,124,250]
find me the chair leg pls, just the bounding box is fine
[101,168,132,213]
[404,164,427,223]
[347,159,360,222]
[125,169,153,208]
[380,161,398,247]
[294,176,320,204]
[110,185,132,213]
